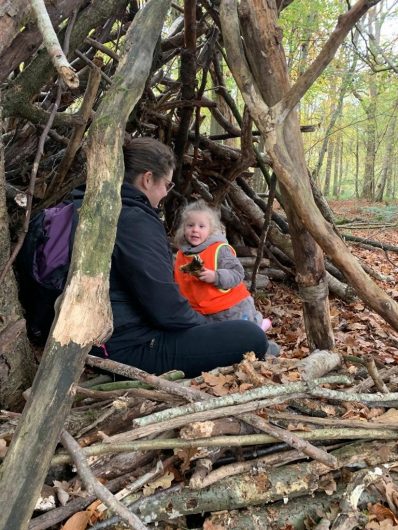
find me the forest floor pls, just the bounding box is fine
[257,199,398,364]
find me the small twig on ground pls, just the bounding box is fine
[365,354,390,394]
[60,430,148,530]
[350,365,398,393]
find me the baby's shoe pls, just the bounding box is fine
[261,318,272,332]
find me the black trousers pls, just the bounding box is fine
[105,320,268,378]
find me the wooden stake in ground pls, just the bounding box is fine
[0,2,171,529]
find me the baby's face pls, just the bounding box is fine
[184,212,211,246]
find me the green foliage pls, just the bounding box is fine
[361,205,398,222]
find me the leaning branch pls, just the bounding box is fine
[30,0,79,89]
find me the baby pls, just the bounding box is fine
[174,200,271,330]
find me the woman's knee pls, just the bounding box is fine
[212,320,268,354]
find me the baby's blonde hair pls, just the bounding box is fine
[174,200,223,247]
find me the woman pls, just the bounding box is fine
[93,137,275,377]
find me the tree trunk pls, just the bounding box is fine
[361,84,377,199]
[0,2,171,529]
[237,0,334,350]
[375,99,398,201]
[332,133,340,197]
[323,136,334,196]
[0,95,36,410]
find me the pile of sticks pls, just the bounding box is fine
[2,350,396,530]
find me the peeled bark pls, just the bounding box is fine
[0,2,171,529]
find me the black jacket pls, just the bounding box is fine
[98,184,206,350]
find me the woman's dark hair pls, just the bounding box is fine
[123,137,176,184]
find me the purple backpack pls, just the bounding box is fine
[18,201,78,342]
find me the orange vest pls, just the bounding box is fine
[174,242,249,314]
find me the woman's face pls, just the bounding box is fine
[184,212,211,246]
[139,169,174,208]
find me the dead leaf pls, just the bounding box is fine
[287,422,311,432]
[369,503,398,524]
[239,383,254,392]
[143,471,174,496]
[61,511,90,530]
[372,409,398,424]
[319,474,337,496]
[174,447,200,472]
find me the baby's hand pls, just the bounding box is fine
[197,268,216,284]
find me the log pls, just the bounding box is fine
[203,485,382,530]
[119,441,398,524]
[297,350,342,381]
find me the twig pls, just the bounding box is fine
[60,430,148,530]
[97,459,165,513]
[74,50,113,85]
[267,411,398,431]
[48,59,102,192]
[350,365,398,393]
[28,453,156,530]
[75,385,182,404]
[85,36,120,62]
[193,448,303,489]
[365,354,390,394]
[238,412,337,468]
[250,173,277,293]
[342,233,398,253]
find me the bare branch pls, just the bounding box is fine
[30,0,79,88]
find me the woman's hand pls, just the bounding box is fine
[197,268,216,284]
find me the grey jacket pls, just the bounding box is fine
[179,233,263,324]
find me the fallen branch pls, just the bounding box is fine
[60,430,148,530]
[297,350,342,381]
[51,428,398,466]
[131,375,351,429]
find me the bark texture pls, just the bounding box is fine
[0,94,35,409]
